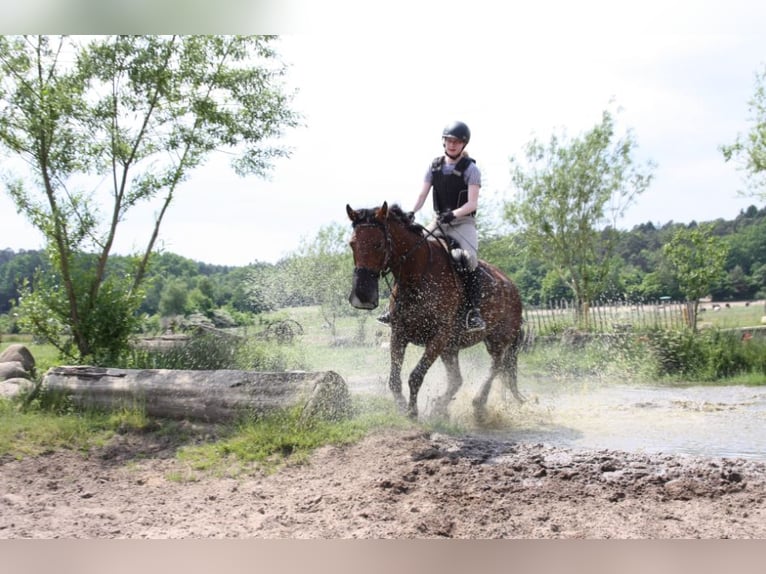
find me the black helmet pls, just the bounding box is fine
[442,121,471,144]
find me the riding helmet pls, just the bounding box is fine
[442,121,471,144]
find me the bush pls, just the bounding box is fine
[643,328,766,381]
[122,333,306,372]
[524,326,766,384]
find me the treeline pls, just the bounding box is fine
[483,203,766,306]
[2,204,765,321]
[0,251,316,318]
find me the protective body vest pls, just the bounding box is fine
[430,155,477,216]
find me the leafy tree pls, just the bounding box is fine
[505,108,655,325]
[637,270,672,302]
[663,224,729,330]
[539,269,571,304]
[0,35,298,362]
[158,277,189,317]
[751,263,766,298]
[0,249,46,313]
[721,63,766,198]
[618,263,646,302]
[287,223,355,337]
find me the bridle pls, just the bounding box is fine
[352,216,433,286]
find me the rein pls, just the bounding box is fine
[354,217,433,290]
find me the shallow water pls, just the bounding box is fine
[349,374,766,461]
[465,380,766,461]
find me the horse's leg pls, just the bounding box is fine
[407,340,448,419]
[473,334,516,421]
[472,352,501,421]
[433,350,462,418]
[502,332,525,404]
[388,331,408,413]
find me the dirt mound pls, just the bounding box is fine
[2,428,766,538]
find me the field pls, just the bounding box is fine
[2,302,766,538]
[524,299,766,334]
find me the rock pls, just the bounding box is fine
[0,344,35,374]
[0,377,37,398]
[0,361,30,382]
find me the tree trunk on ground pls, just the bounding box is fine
[42,367,352,423]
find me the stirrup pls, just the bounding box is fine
[465,309,485,332]
[377,310,392,326]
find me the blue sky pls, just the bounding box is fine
[2,2,766,265]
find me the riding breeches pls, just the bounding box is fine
[427,216,479,271]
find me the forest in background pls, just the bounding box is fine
[2,202,764,331]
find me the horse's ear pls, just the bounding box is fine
[375,201,388,222]
[346,204,357,222]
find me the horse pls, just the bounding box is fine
[346,201,525,420]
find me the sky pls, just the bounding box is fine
[2,2,766,266]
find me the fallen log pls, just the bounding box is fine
[42,366,352,423]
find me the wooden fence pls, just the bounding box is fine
[523,299,690,336]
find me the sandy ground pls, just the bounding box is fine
[2,423,766,539]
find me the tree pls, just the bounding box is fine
[721,63,766,198]
[663,224,728,331]
[0,35,298,363]
[283,223,355,337]
[505,108,655,325]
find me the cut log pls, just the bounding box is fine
[42,366,352,423]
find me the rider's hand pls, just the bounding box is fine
[438,211,456,225]
[406,211,415,222]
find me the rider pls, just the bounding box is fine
[377,120,486,332]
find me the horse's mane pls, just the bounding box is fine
[388,204,426,235]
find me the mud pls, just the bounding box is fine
[2,427,765,538]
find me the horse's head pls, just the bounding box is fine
[346,202,390,309]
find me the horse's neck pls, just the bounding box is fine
[389,225,445,279]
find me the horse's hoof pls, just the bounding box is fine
[432,404,449,420]
[473,405,488,425]
[391,393,407,413]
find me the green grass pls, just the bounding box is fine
[0,398,151,459]
[173,396,415,479]
[0,333,62,378]
[698,302,765,329]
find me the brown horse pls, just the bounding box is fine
[346,201,525,419]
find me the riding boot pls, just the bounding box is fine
[464,268,486,332]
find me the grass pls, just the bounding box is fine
[0,333,62,377]
[0,392,417,481]
[172,396,415,480]
[0,398,151,459]
[698,301,765,329]
[525,299,766,336]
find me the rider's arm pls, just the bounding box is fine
[451,184,480,218]
[411,180,432,213]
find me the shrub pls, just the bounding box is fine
[122,333,306,372]
[643,328,766,381]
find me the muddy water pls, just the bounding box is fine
[494,381,766,461]
[347,374,766,461]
